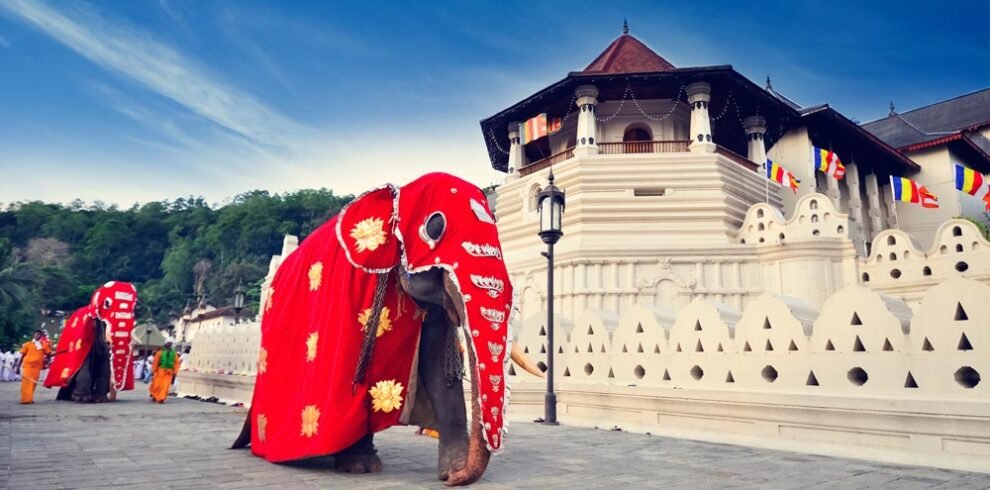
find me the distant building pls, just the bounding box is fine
[174,303,238,345]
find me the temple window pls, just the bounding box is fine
[623,123,653,153]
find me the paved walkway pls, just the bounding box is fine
[2,383,989,489]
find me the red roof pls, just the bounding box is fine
[582,34,676,74]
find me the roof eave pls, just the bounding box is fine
[804,107,921,171]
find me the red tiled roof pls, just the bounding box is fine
[582,34,676,74]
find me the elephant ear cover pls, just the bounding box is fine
[336,185,401,273]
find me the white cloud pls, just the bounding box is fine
[0,1,504,207]
[0,0,310,150]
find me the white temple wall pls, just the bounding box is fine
[860,220,990,308]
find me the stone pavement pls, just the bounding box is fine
[2,383,989,489]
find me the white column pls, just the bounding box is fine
[844,159,867,252]
[574,85,599,157]
[826,167,842,206]
[687,82,716,153]
[864,172,884,235]
[742,115,767,164]
[506,122,524,180]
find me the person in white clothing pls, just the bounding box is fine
[11,352,22,381]
[133,356,144,381]
[0,351,12,381]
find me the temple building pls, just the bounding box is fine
[481,24,990,321]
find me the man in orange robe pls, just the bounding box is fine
[149,342,180,403]
[16,330,52,404]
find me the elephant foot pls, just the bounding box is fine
[71,394,91,403]
[334,453,383,474]
[437,439,468,482]
[92,395,110,404]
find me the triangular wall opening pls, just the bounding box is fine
[955,303,969,321]
[958,333,973,351]
[853,336,866,352]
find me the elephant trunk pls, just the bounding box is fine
[441,272,492,486]
[445,336,490,486]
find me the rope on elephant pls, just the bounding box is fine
[352,268,393,393]
[444,328,464,388]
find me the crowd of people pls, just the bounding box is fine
[3,333,185,405]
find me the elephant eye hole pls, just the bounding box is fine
[421,212,446,245]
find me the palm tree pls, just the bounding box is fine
[0,242,43,347]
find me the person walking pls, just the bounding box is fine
[149,342,180,404]
[143,354,153,383]
[1,351,12,381]
[15,330,53,404]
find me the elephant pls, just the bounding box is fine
[45,281,138,402]
[55,314,111,402]
[232,172,541,486]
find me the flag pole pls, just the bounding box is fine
[763,160,770,205]
[888,175,900,230]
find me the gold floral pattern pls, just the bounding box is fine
[71,317,78,328]
[258,348,268,374]
[305,332,319,362]
[75,339,82,351]
[350,217,387,253]
[68,341,75,352]
[257,413,267,442]
[264,288,274,312]
[300,405,320,437]
[61,367,69,378]
[357,306,392,338]
[308,262,323,291]
[369,379,404,413]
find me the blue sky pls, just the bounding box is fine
[1,0,987,206]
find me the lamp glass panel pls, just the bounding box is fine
[540,197,551,232]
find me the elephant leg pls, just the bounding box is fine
[90,344,111,403]
[72,357,93,402]
[417,306,470,482]
[333,434,382,474]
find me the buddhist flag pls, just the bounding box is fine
[522,114,548,144]
[954,163,990,211]
[891,176,939,209]
[766,159,800,193]
[548,117,563,134]
[813,146,846,179]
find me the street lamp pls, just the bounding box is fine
[233,281,246,325]
[537,167,565,426]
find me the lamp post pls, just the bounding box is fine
[233,282,246,325]
[537,168,565,426]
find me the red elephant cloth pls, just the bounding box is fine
[44,281,138,391]
[250,172,513,463]
[44,305,96,388]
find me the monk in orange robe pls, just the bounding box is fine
[16,330,52,404]
[149,342,180,403]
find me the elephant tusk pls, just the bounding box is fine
[510,343,544,378]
